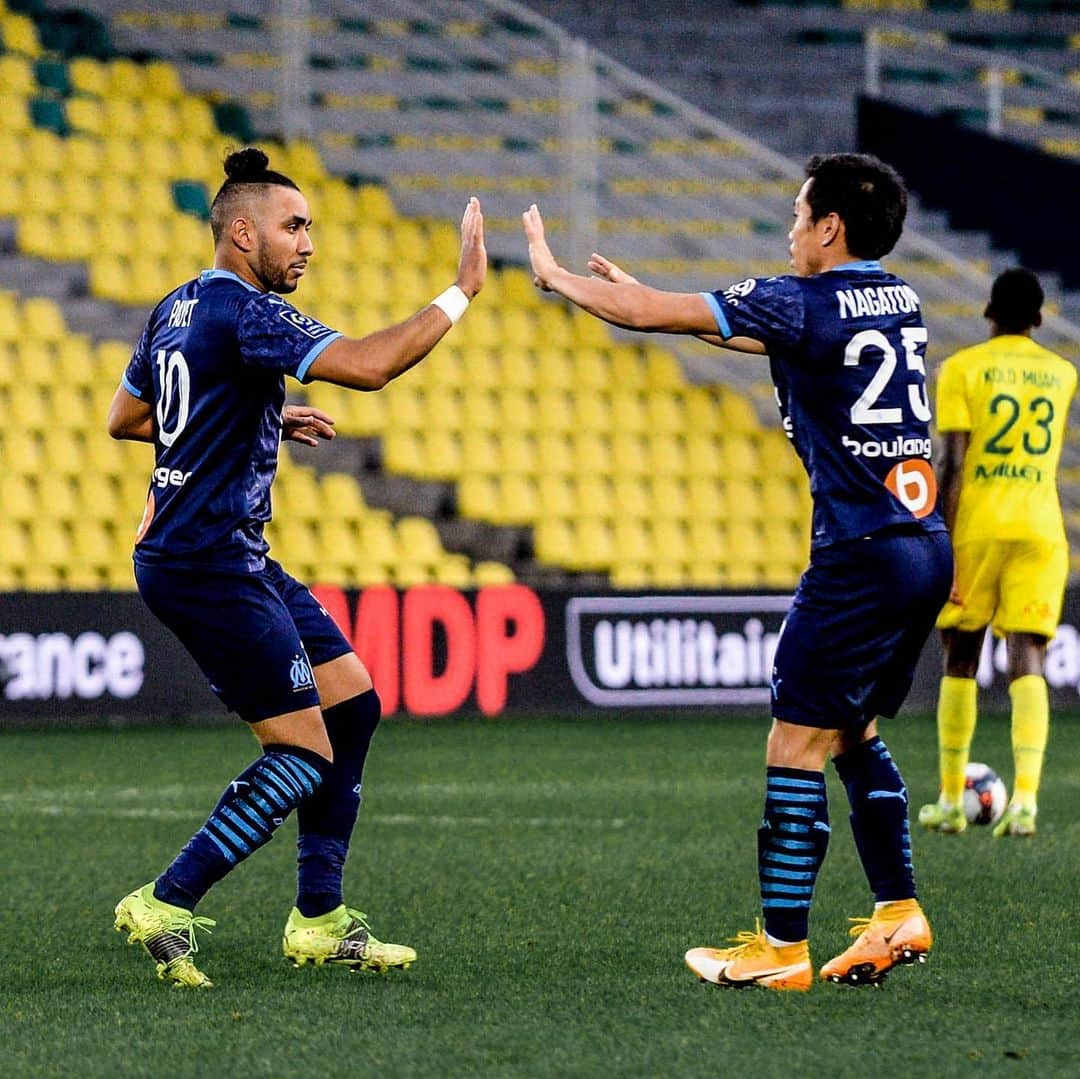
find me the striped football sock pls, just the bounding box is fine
[154,745,329,911]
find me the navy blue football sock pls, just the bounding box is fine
[759,767,830,942]
[295,689,382,917]
[153,745,329,911]
[833,736,916,903]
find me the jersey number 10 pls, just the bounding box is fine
[155,349,191,447]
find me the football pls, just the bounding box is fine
[963,762,1008,826]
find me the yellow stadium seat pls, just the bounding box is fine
[274,469,323,521]
[685,388,722,430]
[611,391,647,433]
[574,474,614,521]
[497,389,537,436]
[459,472,499,521]
[459,429,499,476]
[0,520,30,571]
[26,173,62,213]
[645,347,685,389]
[572,431,609,477]
[721,433,761,477]
[649,434,687,476]
[499,431,538,476]
[108,57,146,98]
[572,518,615,572]
[416,428,462,480]
[689,519,724,560]
[573,348,612,392]
[574,389,611,434]
[537,474,575,517]
[609,347,647,390]
[534,517,575,566]
[66,95,105,136]
[726,477,764,521]
[536,389,574,432]
[0,54,34,94]
[27,518,73,572]
[37,474,79,520]
[534,347,574,390]
[614,517,651,563]
[0,474,35,522]
[382,429,422,475]
[688,475,725,521]
[610,561,650,589]
[8,383,48,429]
[718,389,761,433]
[144,60,183,100]
[462,388,500,431]
[496,474,538,524]
[69,57,108,96]
[647,391,684,435]
[653,476,690,520]
[612,475,650,519]
[319,472,367,522]
[0,172,23,216]
[0,92,31,133]
[1,12,42,57]
[652,519,690,563]
[473,561,515,585]
[74,473,121,522]
[684,433,721,479]
[611,431,648,476]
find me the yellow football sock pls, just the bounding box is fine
[1009,674,1049,811]
[938,676,977,806]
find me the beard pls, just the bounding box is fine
[254,242,297,294]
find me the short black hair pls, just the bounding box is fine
[803,153,907,260]
[210,147,299,244]
[984,267,1043,333]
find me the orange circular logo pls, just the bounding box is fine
[884,458,937,519]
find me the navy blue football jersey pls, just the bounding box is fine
[122,269,342,570]
[702,261,947,548]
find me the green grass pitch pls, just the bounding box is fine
[2,711,1078,1078]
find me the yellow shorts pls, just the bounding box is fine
[936,538,1068,638]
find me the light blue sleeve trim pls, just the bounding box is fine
[833,260,882,273]
[122,373,145,399]
[295,331,344,383]
[699,291,732,339]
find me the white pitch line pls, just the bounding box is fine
[4,803,629,828]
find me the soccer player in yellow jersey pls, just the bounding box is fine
[920,268,1076,838]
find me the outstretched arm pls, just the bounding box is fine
[307,197,487,390]
[523,205,765,354]
[586,252,758,352]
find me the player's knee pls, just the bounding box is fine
[766,718,835,770]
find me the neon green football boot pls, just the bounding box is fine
[114,882,215,988]
[992,804,1036,838]
[918,800,967,834]
[283,906,416,972]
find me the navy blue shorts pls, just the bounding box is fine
[771,527,952,730]
[135,557,353,723]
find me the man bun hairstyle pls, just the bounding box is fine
[804,153,907,260]
[210,146,299,244]
[984,267,1043,333]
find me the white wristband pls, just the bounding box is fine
[431,285,470,325]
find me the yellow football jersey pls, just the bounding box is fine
[936,334,1076,545]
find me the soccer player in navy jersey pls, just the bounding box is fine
[108,148,486,987]
[523,153,951,990]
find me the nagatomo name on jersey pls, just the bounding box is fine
[701,261,947,548]
[122,269,342,572]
